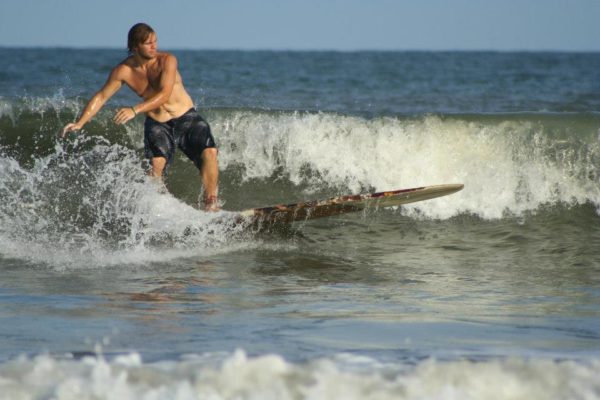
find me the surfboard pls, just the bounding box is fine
[238,183,463,226]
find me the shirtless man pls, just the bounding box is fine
[63,23,219,211]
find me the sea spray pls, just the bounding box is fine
[0,136,251,269]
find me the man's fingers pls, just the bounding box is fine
[114,110,122,124]
[114,108,132,125]
[61,123,76,138]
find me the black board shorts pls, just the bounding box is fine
[144,108,217,171]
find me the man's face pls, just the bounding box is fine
[136,33,158,60]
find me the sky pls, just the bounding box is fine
[0,0,598,52]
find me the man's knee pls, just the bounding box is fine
[202,147,218,160]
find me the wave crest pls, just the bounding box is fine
[214,111,600,219]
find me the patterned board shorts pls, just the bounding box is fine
[143,108,217,171]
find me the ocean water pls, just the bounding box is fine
[1,48,600,399]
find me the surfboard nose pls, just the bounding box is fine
[444,183,464,193]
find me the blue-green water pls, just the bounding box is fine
[1,49,600,399]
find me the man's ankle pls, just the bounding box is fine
[203,195,220,212]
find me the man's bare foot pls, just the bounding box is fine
[148,175,168,194]
[203,195,220,212]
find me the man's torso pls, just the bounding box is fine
[120,53,194,122]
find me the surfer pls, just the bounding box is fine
[62,23,220,211]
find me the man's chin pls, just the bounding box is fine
[141,52,157,60]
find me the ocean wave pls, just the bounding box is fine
[0,100,600,230]
[0,350,598,400]
[212,110,600,219]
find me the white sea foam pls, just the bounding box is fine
[0,139,252,269]
[0,97,16,124]
[216,112,600,219]
[0,350,598,400]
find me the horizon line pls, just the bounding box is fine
[1,45,599,54]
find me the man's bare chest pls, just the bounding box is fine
[126,67,162,97]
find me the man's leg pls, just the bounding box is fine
[201,148,219,211]
[144,117,172,181]
[150,156,167,178]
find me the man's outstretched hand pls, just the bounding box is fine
[62,122,82,138]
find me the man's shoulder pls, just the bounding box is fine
[110,57,136,75]
[158,51,176,58]
[116,56,136,69]
[158,52,178,63]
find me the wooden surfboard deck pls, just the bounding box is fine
[238,183,464,225]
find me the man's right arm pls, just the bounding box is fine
[62,66,124,136]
